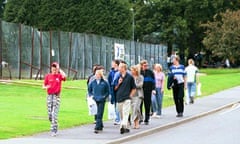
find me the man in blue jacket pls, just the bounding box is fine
[108,59,121,125]
[140,60,155,125]
[169,56,187,117]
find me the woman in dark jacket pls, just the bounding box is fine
[88,69,110,133]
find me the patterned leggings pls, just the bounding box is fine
[47,94,60,133]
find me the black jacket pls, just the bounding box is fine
[141,69,155,91]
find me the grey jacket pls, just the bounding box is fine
[134,75,144,99]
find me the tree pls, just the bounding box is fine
[202,9,240,65]
[133,0,240,59]
[37,0,64,30]
[3,0,240,59]
[3,0,132,39]
[3,0,22,22]
[16,0,41,26]
[134,0,190,55]
[0,0,6,18]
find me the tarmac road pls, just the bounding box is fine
[123,103,240,144]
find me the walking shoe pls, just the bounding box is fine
[94,127,103,131]
[120,127,125,134]
[94,127,103,134]
[133,125,140,129]
[124,128,130,133]
[176,113,183,117]
[114,121,121,125]
[190,97,194,104]
[151,112,157,118]
[139,120,143,124]
[51,132,57,137]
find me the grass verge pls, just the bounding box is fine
[0,68,240,139]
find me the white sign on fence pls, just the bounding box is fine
[114,43,125,60]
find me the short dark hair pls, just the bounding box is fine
[51,62,59,68]
[114,59,120,66]
[119,60,127,64]
[93,65,104,74]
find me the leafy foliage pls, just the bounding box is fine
[2,0,240,60]
[3,0,132,39]
[133,0,237,55]
[0,0,6,18]
[202,9,240,64]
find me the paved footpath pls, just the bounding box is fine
[1,86,240,144]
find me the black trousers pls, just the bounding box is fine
[172,83,184,114]
[140,90,152,122]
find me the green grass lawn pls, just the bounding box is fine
[0,68,240,139]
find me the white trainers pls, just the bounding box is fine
[114,121,121,125]
[151,112,157,118]
[152,113,162,119]
[51,132,57,137]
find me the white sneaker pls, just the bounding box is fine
[155,115,161,119]
[114,121,121,125]
[151,112,157,118]
[51,132,57,137]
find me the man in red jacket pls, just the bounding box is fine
[43,62,66,137]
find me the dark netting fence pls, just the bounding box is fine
[0,20,167,80]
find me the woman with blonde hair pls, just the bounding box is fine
[130,65,144,129]
[152,63,165,118]
[185,59,199,104]
[88,69,110,133]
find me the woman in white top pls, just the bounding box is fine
[185,59,199,104]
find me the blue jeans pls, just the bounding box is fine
[187,82,196,97]
[151,88,163,115]
[95,101,105,130]
[114,102,120,123]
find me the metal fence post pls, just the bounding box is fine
[0,20,2,78]
[18,24,22,79]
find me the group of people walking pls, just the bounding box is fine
[87,59,167,134]
[42,55,199,136]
